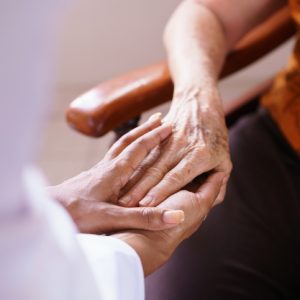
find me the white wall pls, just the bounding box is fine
[56,0,293,95]
[56,0,181,86]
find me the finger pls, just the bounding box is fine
[72,201,184,234]
[213,183,227,206]
[118,145,162,198]
[122,206,185,231]
[105,112,162,160]
[118,153,178,207]
[194,172,224,214]
[138,158,213,207]
[114,124,173,189]
[213,176,229,206]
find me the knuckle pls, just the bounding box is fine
[148,167,164,181]
[191,146,209,162]
[124,188,144,205]
[135,139,149,152]
[182,161,194,176]
[112,159,134,184]
[193,144,207,154]
[140,207,162,228]
[115,158,131,171]
[114,173,128,192]
[119,134,133,146]
[194,193,211,215]
[140,207,153,226]
[130,190,142,204]
[165,172,183,185]
[134,164,148,176]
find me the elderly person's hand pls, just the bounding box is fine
[118,89,232,208]
[114,172,223,276]
[47,114,185,234]
[117,0,233,209]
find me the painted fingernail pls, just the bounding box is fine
[119,195,132,206]
[163,210,185,224]
[139,195,154,207]
[148,112,162,123]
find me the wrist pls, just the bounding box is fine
[172,71,217,91]
[113,230,175,276]
[46,184,71,207]
[170,84,224,116]
[174,82,219,103]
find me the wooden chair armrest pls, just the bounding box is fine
[66,6,295,137]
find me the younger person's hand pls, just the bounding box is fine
[114,172,223,276]
[48,114,184,233]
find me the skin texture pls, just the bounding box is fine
[48,113,222,276]
[118,0,285,210]
[114,172,223,276]
[48,114,185,234]
[115,0,284,276]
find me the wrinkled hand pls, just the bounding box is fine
[118,88,232,208]
[48,114,185,233]
[114,172,223,276]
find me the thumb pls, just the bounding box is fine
[70,201,184,234]
[124,206,185,231]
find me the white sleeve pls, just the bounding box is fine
[0,166,144,300]
[0,2,144,299]
[78,234,144,300]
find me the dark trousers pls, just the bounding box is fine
[145,109,300,299]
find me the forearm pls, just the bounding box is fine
[164,0,285,106]
[164,0,227,101]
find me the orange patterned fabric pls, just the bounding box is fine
[261,0,300,154]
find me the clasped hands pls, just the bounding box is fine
[48,106,231,275]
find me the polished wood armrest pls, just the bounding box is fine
[66,6,295,137]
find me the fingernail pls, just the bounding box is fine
[163,210,185,224]
[160,125,173,139]
[119,195,132,206]
[148,112,162,123]
[139,195,153,207]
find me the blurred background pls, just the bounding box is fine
[38,0,294,185]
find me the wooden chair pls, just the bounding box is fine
[66,6,295,140]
